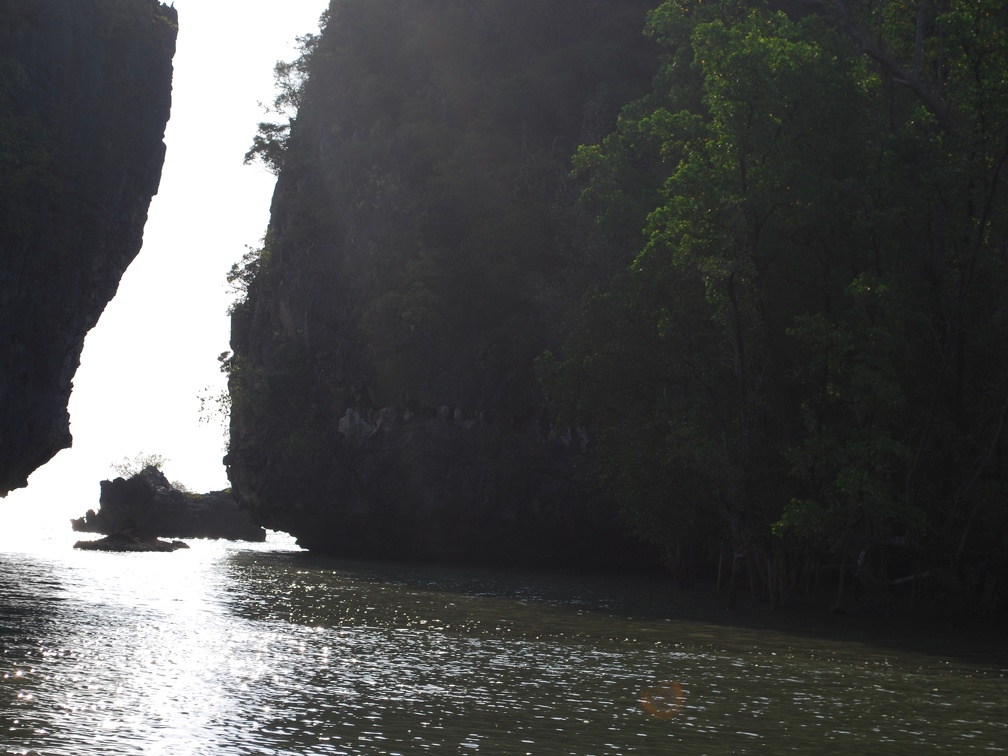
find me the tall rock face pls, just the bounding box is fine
[227,0,661,565]
[0,0,177,495]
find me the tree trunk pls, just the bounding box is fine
[726,548,744,611]
[833,557,847,613]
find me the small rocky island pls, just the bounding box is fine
[71,466,266,551]
[73,529,190,553]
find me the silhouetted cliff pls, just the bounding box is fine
[227,0,661,565]
[0,0,177,495]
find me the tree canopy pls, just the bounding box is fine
[541,0,1008,610]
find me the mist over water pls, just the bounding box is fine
[0,534,1004,755]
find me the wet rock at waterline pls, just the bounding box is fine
[71,466,266,542]
[74,530,189,552]
[0,0,177,495]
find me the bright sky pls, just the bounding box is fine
[2,0,328,537]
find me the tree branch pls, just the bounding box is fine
[809,0,958,132]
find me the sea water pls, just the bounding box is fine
[0,531,1004,755]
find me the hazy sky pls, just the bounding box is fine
[4,0,328,534]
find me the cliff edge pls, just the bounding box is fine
[226,0,660,566]
[0,0,177,495]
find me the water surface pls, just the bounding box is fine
[0,533,1004,754]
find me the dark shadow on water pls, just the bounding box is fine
[224,548,1008,670]
[0,555,66,640]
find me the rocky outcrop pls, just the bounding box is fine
[71,466,267,542]
[227,405,641,564]
[74,530,190,552]
[226,0,661,566]
[0,1,177,495]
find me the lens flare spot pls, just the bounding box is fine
[639,680,685,719]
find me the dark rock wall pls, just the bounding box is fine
[0,0,176,494]
[227,0,661,566]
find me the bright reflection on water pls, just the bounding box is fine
[0,533,1005,755]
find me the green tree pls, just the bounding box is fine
[544,0,1008,610]
[244,18,327,175]
[546,1,882,596]
[111,452,168,478]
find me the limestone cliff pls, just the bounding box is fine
[227,0,661,565]
[0,0,176,495]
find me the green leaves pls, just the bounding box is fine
[111,452,168,479]
[545,0,1008,605]
[244,31,321,175]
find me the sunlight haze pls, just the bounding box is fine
[2,0,327,537]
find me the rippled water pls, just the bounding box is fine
[0,533,1004,755]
